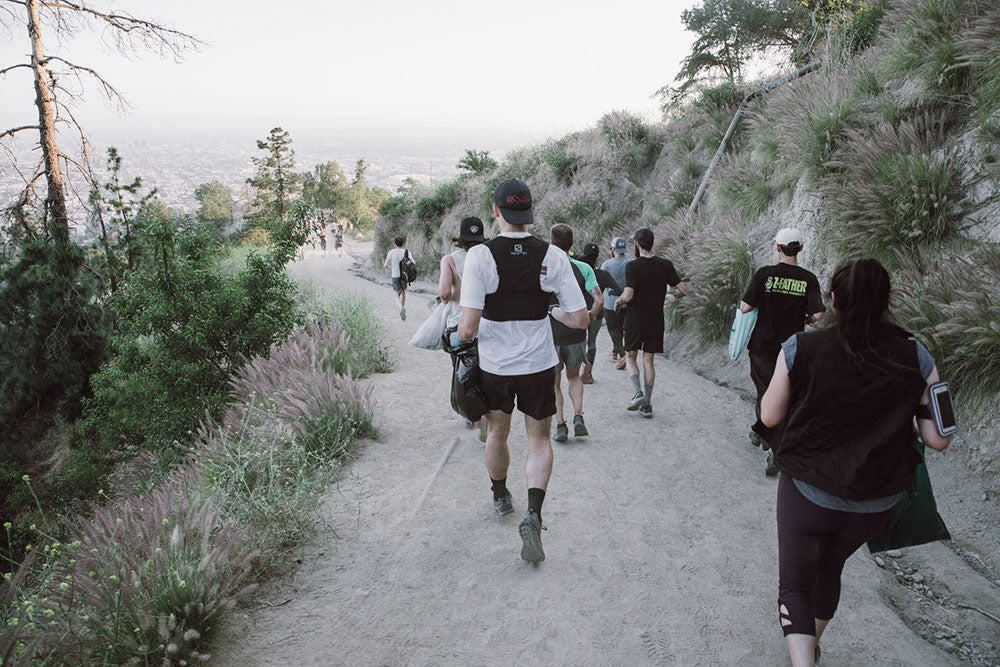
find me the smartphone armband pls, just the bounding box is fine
[916,381,957,437]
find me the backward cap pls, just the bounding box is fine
[493,178,534,226]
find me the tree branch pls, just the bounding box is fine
[39,1,205,61]
[0,63,33,77]
[0,124,40,141]
[43,55,128,107]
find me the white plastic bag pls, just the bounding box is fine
[409,301,452,350]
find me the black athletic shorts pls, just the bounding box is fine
[624,324,664,354]
[480,367,556,421]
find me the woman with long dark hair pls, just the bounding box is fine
[761,258,952,666]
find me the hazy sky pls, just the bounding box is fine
[1,0,697,143]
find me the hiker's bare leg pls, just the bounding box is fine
[524,413,553,490]
[785,634,816,667]
[625,349,639,375]
[553,372,565,424]
[566,365,583,416]
[484,410,511,481]
[642,351,656,386]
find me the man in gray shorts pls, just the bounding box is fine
[548,224,602,442]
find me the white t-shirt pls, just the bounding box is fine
[460,232,587,375]
[385,247,407,278]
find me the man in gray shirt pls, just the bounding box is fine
[600,237,631,369]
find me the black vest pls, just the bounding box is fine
[775,327,926,500]
[550,261,591,345]
[482,236,551,322]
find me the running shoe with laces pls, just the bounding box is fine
[553,422,569,442]
[518,511,545,563]
[573,414,588,437]
[400,307,406,321]
[627,390,648,411]
[493,493,514,516]
[638,403,653,418]
[748,429,762,448]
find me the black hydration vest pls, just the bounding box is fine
[550,261,592,345]
[482,235,551,322]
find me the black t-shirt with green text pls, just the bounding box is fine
[742,262,825,356]
[625,256,681,332]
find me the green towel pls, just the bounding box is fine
[728,308,757,361]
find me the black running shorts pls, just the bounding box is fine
[624,324,664,353]
[480,367,557,421]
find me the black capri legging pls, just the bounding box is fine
[776,473,895,636]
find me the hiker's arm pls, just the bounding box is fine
[673,280,690,297]
[739,301,754,314]
[589,286,604,320]
[438,255,455,302]
[615,286,634,310]
[761,350,790,428]
[458,307,481,342]
[551,306,590,330]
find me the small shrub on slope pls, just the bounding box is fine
[768,70,855,181]
[955,2,1000,135]
[881,0,978,102]
[328,292,395,376]
[676,215,755,344]
[821,114,958,266]
[3,482,256,665]
[895,245,1000,398]
[713,152,773,220]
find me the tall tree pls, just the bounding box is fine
[248,127,301,222]
[301,161,349,210]
[194,180,234,235]
[353,157,368,185]
[456,149,498,176]
[0,0,201,243]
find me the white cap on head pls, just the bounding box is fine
[775,228,804,246]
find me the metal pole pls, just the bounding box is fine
[688,61,821,213]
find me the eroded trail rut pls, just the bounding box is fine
[217,242,954,666]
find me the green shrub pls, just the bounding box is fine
[415,180,461,224]
[600,110,661,174]
[694,81,745,113]
[821,115,957,266]
[955,3,1000,135]
[895,245,1000,397]
[840,3,887,55]
[881,0,974,101]
[714,154,773,220]
[378,195,409,223]
[326,292,395,377]
[81,214,304,459]
[537,137,580,186]
[771,74,855,180]
[675,215,755,344]
[241,226,270,246]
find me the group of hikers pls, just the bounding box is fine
[387,178,954,666]
[309,210,345,259]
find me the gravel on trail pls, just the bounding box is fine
[216,241,956,666]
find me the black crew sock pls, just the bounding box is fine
[491,477,509,501]
[527,487,546,522]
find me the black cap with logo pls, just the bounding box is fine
[459,216,486,242]
[493,178,534,226]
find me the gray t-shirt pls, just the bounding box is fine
[782,334,934,513]
[600,255,631,311]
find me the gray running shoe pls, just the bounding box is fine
[748,429,762,448]
[493,493,514,516]
[627,390,648,411]
[765,450,779,476]
[553,422,569,442]
[638,403,653,418]
[573,414,588,437]
[518,511,545,563]
[400,307,406,321]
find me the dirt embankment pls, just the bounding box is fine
[213,241,998,665]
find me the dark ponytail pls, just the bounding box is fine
[829,258,897,366]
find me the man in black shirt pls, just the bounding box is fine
[740,227,825,474]
[614,228,688,418]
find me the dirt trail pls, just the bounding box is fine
[216,240,955,666]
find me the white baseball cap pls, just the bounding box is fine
[775,228,804,245]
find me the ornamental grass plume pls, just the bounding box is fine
[820,113,958,266]
[895,245,1000,398]
[6,478,256,665]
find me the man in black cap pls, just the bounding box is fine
[459,178,589,564]
[614,227,688,418]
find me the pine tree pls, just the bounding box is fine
[248,127,301,222]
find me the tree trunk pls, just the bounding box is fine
[27,0,70,245]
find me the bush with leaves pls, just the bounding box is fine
[712,152,773,220]
[80,208,311,462]
[820,115,958,266]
